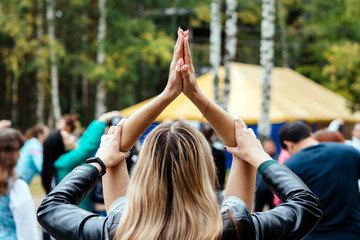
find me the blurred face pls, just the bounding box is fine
[38,127,50,144]
[60,130,77,151]
[57,118,66,130]
[352,124,360,140]
[263,140,276,156]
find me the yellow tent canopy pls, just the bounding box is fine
[121,63,360,124]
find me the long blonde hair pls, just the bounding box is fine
[115,121,223,240]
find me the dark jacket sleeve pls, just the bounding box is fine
[37,165,108,240]
[222,163,322,240]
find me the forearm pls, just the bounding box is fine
[37,165,100,239]
[120,91,177,151]
[224,157,256,209]
[102,160,129,212]
[187,87,236,147]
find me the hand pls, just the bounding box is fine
[226,119,271,168]
[164,28,185,98]
[95,118,130,168]
[98,110,121,123]
[180,31,199,98]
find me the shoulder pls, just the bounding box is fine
[11,179,30,193]
[323,142,360,155]
[106,197,127,239]
[221,196,255,239]
[9,179,32,207]
[221,196,251,220]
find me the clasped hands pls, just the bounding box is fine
[164,27,199,100]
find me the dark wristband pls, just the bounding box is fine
[85,156,106,177]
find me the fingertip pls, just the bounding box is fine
[182,65,188,71]
[117,118,126,127]
[108,126,116,134]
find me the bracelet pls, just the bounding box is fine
[85,157,107,177]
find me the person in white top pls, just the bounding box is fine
[0,128,39,240]
[345,123,360,151]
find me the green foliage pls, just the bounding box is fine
[323,41,360,111]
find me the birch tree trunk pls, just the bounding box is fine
[36,0,45,123]
[46,0,61,123]
[278,0,289,68]
[258,0,276,141]
[210,0,222,105]
[95,0,107,117]
[223,0,237,110]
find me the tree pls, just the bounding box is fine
[35,0,45,123]
[95,0,107,117]
[258,0,275,141]
[209,0,222,105]
[46,0,61,124]
[223,0,238,110]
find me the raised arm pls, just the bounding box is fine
[224,119,271,201]
[102,29,185,211]
[181,33,256,208]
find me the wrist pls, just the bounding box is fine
[185,86,201,102]
[88,162,102,174]
[160,89,178,102]
[85,156,107,177]
[257,160,278,176]
[250,152,273,169]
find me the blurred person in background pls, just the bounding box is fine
[16,123,49,184]
[200,123,226,193]
[345,123,360,151]
[56,114,81,138]
[313,129,345,143]
[254,138,278,212]
[0,128,38,239]
[279,120,360,239]
[41,110,121,210]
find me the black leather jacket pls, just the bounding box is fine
[37,163,322,240]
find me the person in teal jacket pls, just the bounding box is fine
[41,111,121,210]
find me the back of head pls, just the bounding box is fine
[57,114,78,134]
[200,123,215,144]
[41,130,65,194]
[116,121,222,240]
[24,123,49,141]
[0,128,24,195]
[279,121,311,150]
[313,129,345,143]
